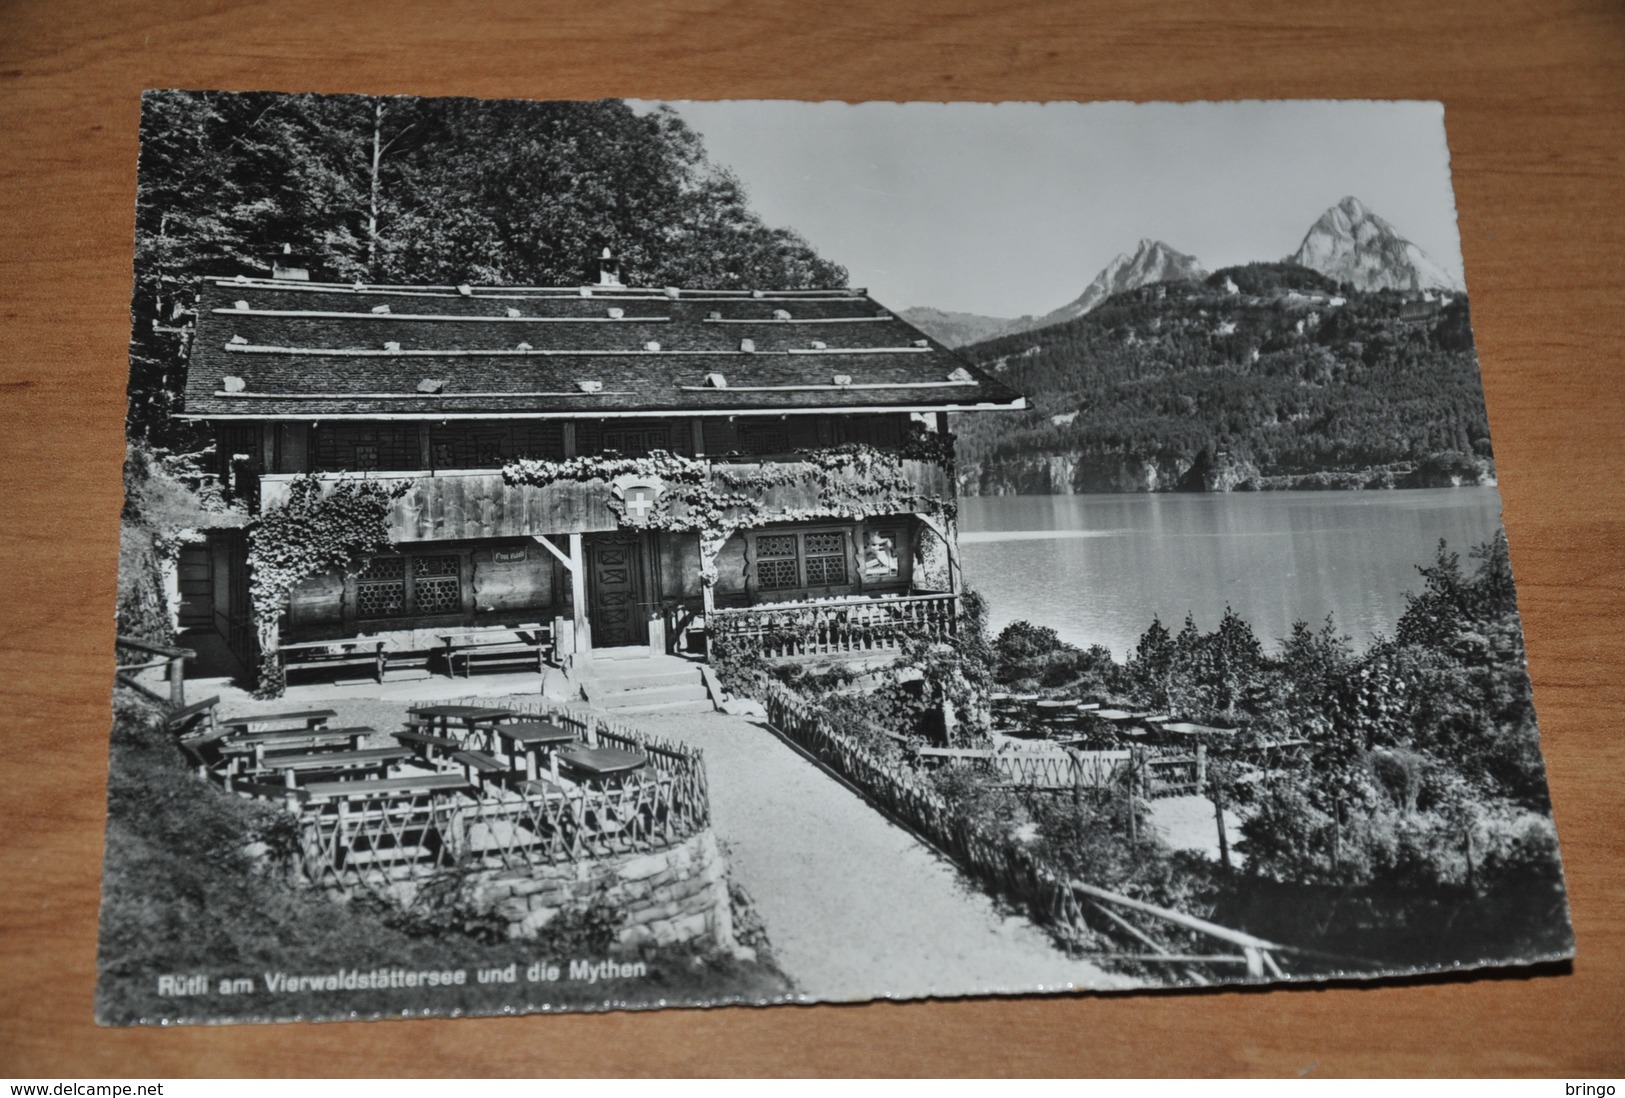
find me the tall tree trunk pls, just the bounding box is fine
[367,100,384,277]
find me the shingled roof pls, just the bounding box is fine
[180,277,1025,419]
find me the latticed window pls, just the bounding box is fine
[756,535,799,591]
[356,556,407,618]
[356,554,461,618]
[752,530,850,591]
[803,532,848,586]
[412,556,461,614]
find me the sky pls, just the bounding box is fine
[639,100,1465,318]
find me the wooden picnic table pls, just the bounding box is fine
[221,726,373,775]
[493,720,580,780]
[301,772,473,804]
[263,745,412,782]
[407,705,521,750]
[555,745,649,783]
[220,708,336,733]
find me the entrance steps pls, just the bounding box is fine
[579,652,716,714]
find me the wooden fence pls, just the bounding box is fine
[710,593,958,660]
[915,743,1205,798]
[114,635,193,708]
[763,683,1300,981]
[292,700,710,891]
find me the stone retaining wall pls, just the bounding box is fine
[465,829,736,951]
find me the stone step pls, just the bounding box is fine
[594,683,712,710]
[582,666,700,690]
[601,698,717,716]
[592,646,662,662]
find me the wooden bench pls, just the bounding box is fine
[436,626,551,678]
[278,639,388,684]
[220,709,336,734]
[450,748,511,790]
[227,724,369,750]
[163,696,230,779]
[302,772,473,805]
[225,726,374,776]
[165,695,221,739]
[393,728,461,761]
[262,745,412,783]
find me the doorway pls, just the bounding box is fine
[585,534,649,648]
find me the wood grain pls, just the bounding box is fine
[1,0,1621,1077]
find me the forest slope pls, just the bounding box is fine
[953,263,1494,494]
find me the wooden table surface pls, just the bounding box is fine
[2,0,1621,1078]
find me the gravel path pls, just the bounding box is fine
[628,708,1128,1002]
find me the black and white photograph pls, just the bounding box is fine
[102,92,1574,1026]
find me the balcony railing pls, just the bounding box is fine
[709,592,958,660]
[259,458,950,542]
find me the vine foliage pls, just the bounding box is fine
[247,475,408,696]
[502,438,954,585]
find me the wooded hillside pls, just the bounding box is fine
[953,263,1494,493]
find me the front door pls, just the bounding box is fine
[586,535,648,648]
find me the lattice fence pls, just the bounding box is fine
[293,700,709,891]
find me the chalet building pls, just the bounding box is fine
[175,254,1024,685]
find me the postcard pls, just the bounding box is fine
[100,92,1573,1024]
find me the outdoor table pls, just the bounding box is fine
[492,720,579,781]
[301,772,473,804]
[408,704,520,749]
[554,745,649,784]
[263,745,412,783]
[220,726,372,776]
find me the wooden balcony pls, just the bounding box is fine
[258,458,950,543]
[709,592,959,660]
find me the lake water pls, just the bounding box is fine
[958,488,1507,658]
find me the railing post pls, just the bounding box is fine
[167,653,187,708]
[1243,945,1264,978]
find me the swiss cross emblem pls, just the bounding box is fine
[610,474,665,525]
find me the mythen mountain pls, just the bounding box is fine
[901,239,1206,348]
[1287,195,1462,292]
[904,198,1461,346]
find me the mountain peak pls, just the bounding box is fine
[1289,197,1461,292]
[1027,239,1207,329]
[1335,195,1368,218]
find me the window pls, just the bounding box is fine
[752,530,850,592]
[600,425,671,457]
[356,554,461,619]
[756,534,800,591]
[353,444,380,470]
[862,528,900,580]
[740,422,790,455]
[803,532,848,586]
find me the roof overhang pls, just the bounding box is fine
[178,398,1027,422]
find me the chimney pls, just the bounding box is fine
[596,247,622,287]
[272,242,310,281]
